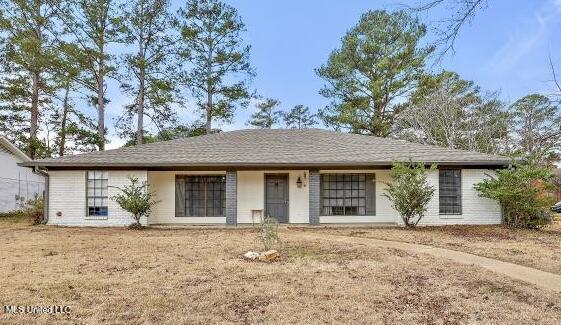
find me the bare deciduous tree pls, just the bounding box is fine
[509,94,561,165]
[397,72,509,154]
[549,54,561,102]
[412,0,488,57]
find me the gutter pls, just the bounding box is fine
[18,160,512,169]
[32,166,48,177]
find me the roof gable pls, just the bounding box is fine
[0,136,30,162]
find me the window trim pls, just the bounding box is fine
[85,170,109,219]
[320,173,376,217]
[438,169,462,216]
[176,175,226,218]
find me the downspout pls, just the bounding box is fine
[36,167,49,224]
[43,173,49,224]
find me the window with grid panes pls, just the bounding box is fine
[439,169,462,215]
[184,175,226,217]
[87,171,108,217]
[320,173,376,216]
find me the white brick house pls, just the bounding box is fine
[22,129,506,227]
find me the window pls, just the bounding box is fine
[176,175,226,217]
[321,173,375,216]
[439,169,462,215]
[87,171,108,217]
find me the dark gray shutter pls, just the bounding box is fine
[175,176,185,217]
[365,174,376,215]
[309,170,320,224]
[225,171,237,225]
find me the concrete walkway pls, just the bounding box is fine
[287,231,561,293]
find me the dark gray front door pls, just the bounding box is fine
[265,174,289,223]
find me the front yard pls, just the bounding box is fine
[295,222,561,275]
[1,218,561,324]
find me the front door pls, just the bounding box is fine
[265,174,289,223]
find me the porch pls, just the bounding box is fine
[146,169,393,225]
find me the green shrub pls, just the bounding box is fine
[257,216,281,251]
[474,163,554,229]
[111,177,159,228]
[383,161,436,227]
[26,197,44,224]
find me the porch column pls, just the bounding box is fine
[225,170,237,225]
[309,169,320,225]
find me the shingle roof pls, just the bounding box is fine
[21,129,510,168]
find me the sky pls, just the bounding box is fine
[105,0,561,148]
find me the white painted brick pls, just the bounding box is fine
[48,170,148,227]
[318,169,501,225]
[419,169,501,226]
[148,171,227,224]
[236,170,309,224]
[47,168,501,226]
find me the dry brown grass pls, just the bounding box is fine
[1,220,561,324]
[295,222,561,275]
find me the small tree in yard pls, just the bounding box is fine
[475,164,554,229]
[112,177,159,228]
[257,216,281,251]
[383,162,436,227]
[26,197,45,225]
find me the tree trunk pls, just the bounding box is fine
[30,71,40,159]
[97,57,105,151]
[27,0,44,160]
[136,77,145,145]
[136,13,145,145]
[205,35,213,135]
[205,92,213,134]
[58,84,71,157]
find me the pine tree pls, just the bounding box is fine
[118,0,178,145]
[247,98,281,129]
[316,10,433,136]
[0,0,63,158]
[176,0,254,134]
[48,43,98,156]
[63,0,126,150]
[282,105,317,129]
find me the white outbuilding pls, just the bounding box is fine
[0,136,45,213]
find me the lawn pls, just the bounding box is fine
[1,219,561,324]
[294,222,561,275]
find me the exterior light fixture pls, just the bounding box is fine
[296,176,303,188]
